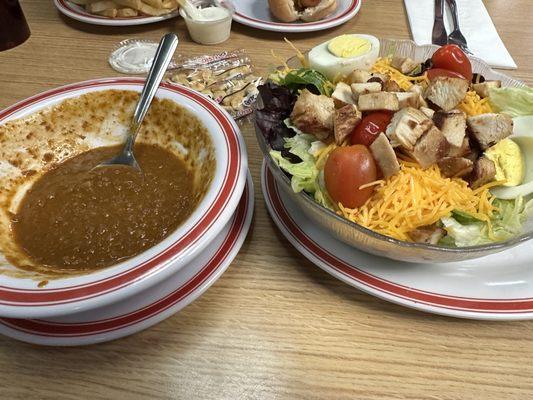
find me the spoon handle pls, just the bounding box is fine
[131,33,179,138]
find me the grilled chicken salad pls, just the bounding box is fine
[256,35,533,247]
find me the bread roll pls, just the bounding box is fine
[268,0,337,23]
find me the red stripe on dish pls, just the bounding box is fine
[234,0,358,27]
[0,183,248,336]
[0,78,241,305]
[265,167,533,313]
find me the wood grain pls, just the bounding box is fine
[1,1,533,399]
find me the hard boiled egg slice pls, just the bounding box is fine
[485,138,525,187]
[308,34,380,82]
[491,116,533,199]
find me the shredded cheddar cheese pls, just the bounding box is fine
[458,90,493,116]
[371,57,429,90]
[284,38,309,68]
[315,142,338,170]
[359,180,386,190]
[337,160,498,242]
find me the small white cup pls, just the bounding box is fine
[179,0,234,45]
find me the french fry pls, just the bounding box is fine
[116,7,138,16]
[95,8,118,17]
[113,0,143,9]
[162,0,178,9]
[142,0,165,8]
[138,1,172,15]
[87,0,118,13]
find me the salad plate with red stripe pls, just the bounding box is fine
[0,174,253,346]
[262,162,533,320]
[233,0,361,33]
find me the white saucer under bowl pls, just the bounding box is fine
[262,161,533,320]
[0,173,253,346]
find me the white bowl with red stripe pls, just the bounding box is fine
[0,78,247,319]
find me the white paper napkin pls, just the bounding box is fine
[404,0,517,69]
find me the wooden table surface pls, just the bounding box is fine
[1,1,532,399]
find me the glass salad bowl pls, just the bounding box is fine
[255,38,531,263]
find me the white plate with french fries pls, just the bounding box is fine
[54,0,180,25]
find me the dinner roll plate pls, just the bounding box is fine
[262,162,533,320]
[53,0,180,26]
[233,0,361,33]
[0,78,247,319]
[0,174,252,346]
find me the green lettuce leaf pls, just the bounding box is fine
[489,87,533,117]
[441,197,533,246]
[269,123,333,210]
[273,68,333,96]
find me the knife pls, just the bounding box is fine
[432,0,447,46]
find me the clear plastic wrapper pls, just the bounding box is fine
[165,50,263,120]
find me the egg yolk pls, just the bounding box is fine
[485,138,525,187]
[328,35,371,58]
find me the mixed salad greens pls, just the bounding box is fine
[255,36,533,247]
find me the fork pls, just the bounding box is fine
[446,0,473,55]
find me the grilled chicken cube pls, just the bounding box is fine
[412,126,449,168]
[447,137,471,158]
[386,107,432,150]
[394,92,423,109]
[331,82,355,107]
[290,89,335,141]
[369,72,390,83]
[369,133,400,178]
[347,69,372,84]
[409,225,445,245]
[433,109,466,147]
[391,57,419,74]
[425,76,469,111]
[472,80,501,98]
[350,82,382,101]
[383,80,402,92]
[467,113,513,150]
[469,156,497,189]
[437,156,474,178]
[334,104,361,145]
[358,92,399,112]
[409,84,425,96]
[420,106,435,118]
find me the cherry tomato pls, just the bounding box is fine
[426,68,466,80]
[350,111,393,147]
[324,145,377,208]
[431,44,472,81]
